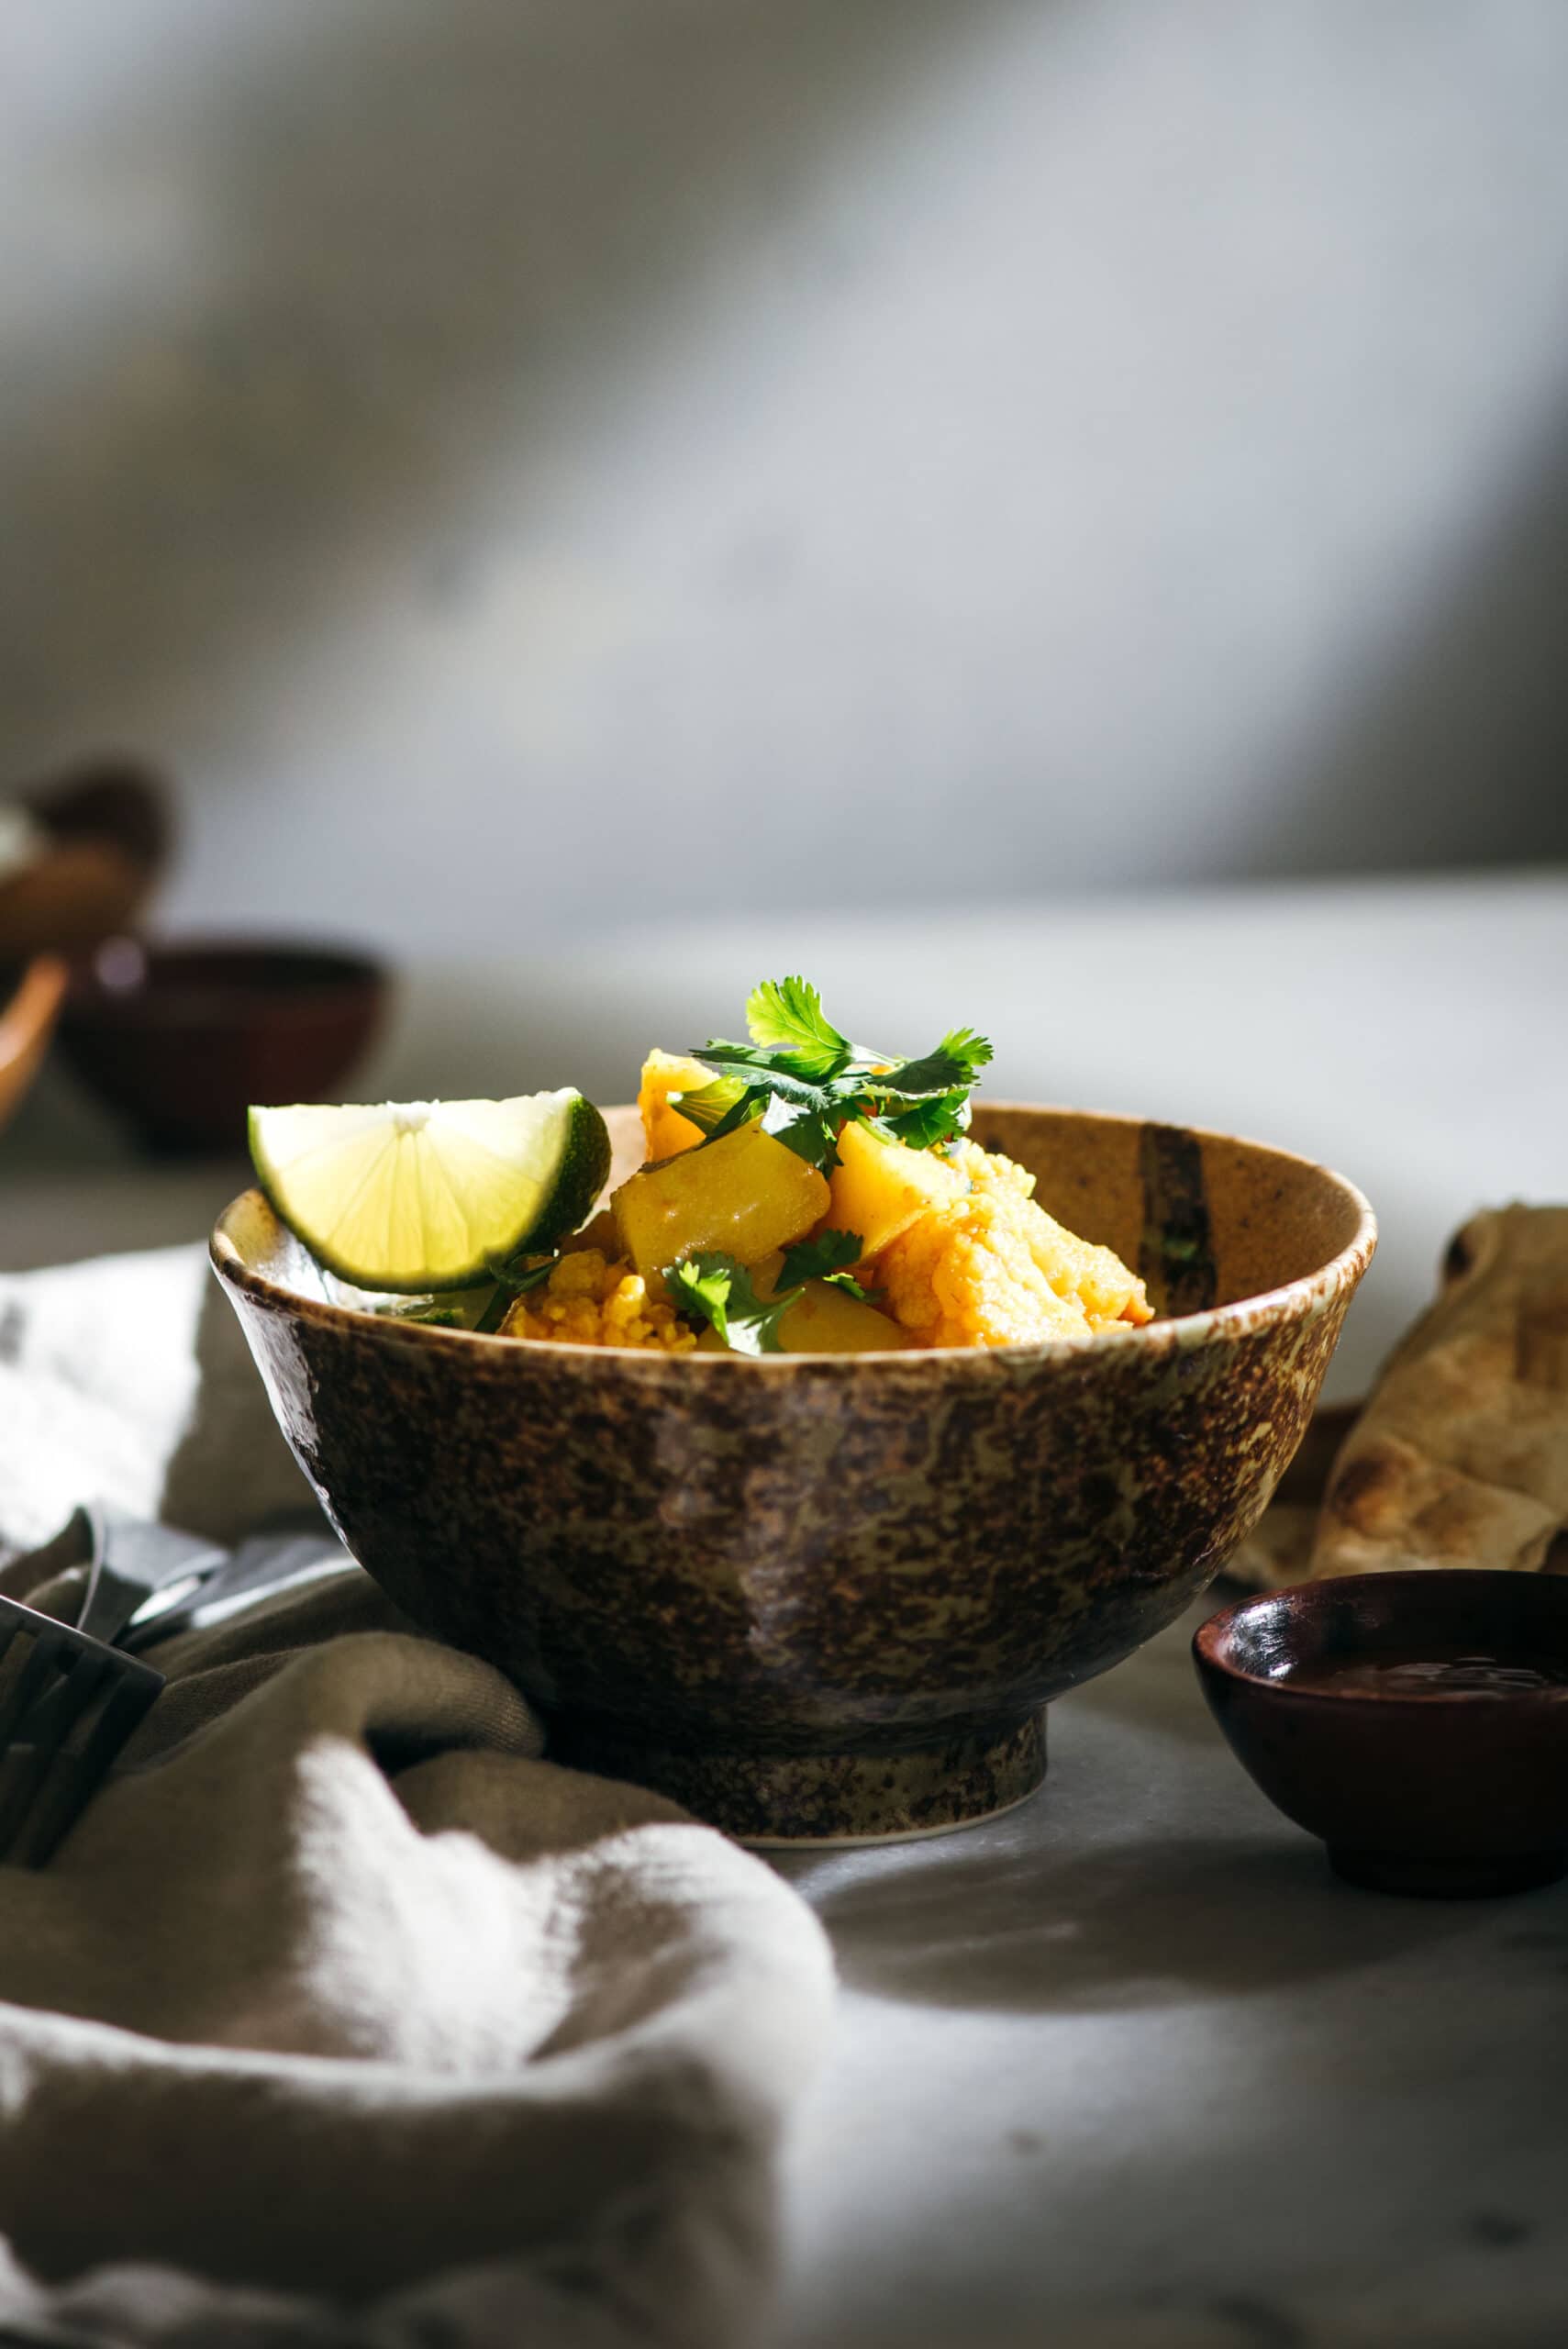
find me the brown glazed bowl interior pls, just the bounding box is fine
[1195,1572,1568,1898]
[0,956,70,1136]
[212,1102,1374,1843]
[59,937,388,1157]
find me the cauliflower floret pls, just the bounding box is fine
[953,1139,1035,1203]
[500,1248,696,1353]
[873,1142,1152,1348]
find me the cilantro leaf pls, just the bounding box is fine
[668,1074,751,1139]
[699,1085,773,1146]
[776,1228,864,1287]
[841,1102,901,1147]
[744,976,853,1078]
[485,1255,556,1295]
[879,1090,973,1151]
[825,1272,882,1303]
[684,1053,854,1169]
[687,1044,841,1101]
[878,1027,994,1097]
[758,1087,844,1167]
[473,1252,558,1333]
[666,1253,742,1341]
[373,1297,465,1327]
[684,984,991,1174]
[773,1229,884,1305]
[666,1252,796,1355]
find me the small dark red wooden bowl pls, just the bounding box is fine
[1194,1572,1568,1898]
[57,937,388,1157]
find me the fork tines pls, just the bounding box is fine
[0,1594,164,1867]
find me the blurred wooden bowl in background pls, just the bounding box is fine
[0,757,171,962]
[57,938,390,1158]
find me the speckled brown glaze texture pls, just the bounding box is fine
[211,1104,1375,1842]
[552,1712,1050,1845]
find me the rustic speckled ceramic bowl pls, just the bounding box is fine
[211,1104,1374,1842]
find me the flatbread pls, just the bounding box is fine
[1308,1205,1568,1579]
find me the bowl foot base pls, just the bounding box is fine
[553,1709,1049,1845]
[1328,1845,1568,1899]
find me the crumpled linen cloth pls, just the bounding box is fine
[0,1244,835,2348]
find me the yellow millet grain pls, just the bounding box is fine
[873,1142,1153,1348]
[500,1248,697,1353]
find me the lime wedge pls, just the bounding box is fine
[249,1092,611,1292]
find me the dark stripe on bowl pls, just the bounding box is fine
[1139,1121,1218,1316]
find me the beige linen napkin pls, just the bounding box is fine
[0,1246,835,2348]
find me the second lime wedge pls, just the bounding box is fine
[249,1091,610,1292]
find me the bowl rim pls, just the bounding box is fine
[209,1097,1377,1370]
[64,932,388,1019]
[1194,1570,1568,1708]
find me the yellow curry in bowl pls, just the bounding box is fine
[249,975,1155,1357]
[506,1045,1153,1355]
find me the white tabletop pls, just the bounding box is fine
[773,1599,1568,2349]
[4,871,1566,2343]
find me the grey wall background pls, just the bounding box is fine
[3,0,1566,950]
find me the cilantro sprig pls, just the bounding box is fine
[775,1229,862,1286]
[473,1252,557,1334]
[775,1228,881,1304]
[667,1253,797,1355]
[667,1234,879,1353]
[743,976,854,1075]
[679,977,993,1171]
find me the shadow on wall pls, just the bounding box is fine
[1232,403,1568,876]
[0,0,1017,758]
[2,0,1566,910]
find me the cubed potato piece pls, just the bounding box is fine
[692,1253,910,1352]
[751,1250,911,1352]
[612,1122,830,1284]
[777,1279,912,1353]
[821,1118,967,1261]
[637,1050,712,1163]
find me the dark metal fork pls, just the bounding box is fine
[0,1503,227,1868]
[0,1596,164,1867]
[0,1503,350,1866]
